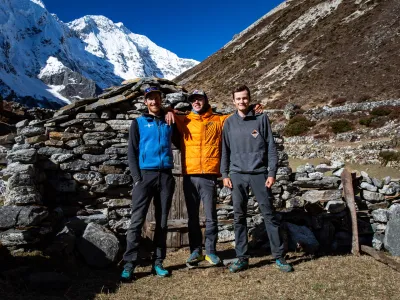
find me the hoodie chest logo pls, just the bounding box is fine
[145,123,154,128]
[251,130,259,138]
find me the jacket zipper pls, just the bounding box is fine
[157,119,162,169]
[201,116,204,174]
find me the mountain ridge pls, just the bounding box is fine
[175,0,400,109]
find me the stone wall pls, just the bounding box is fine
[0,77,399,268]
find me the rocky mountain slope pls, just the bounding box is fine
[175,0,400,109]
[0,0,198,108]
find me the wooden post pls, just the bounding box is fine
[341,168,360,256]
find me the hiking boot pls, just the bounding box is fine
[120,262,135,281]
[276,258,293,272]
[186,251,204,267]
[153,264,170,277]
[205,253,221,266]
[228,258,249,273]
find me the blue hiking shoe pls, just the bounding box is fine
[276,258,293,272]
[229,258,249,273]
[120,262,135,281]
[205,253,221,266]
[153,264,170,277]
[186,251,204,268]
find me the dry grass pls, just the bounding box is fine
[95,247,400,300]
[2,244,400,300]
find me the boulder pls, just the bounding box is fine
[384,218,400,256]
[77,223,120,267]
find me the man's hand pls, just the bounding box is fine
[265,177,276,188]
[223,178,232,189]
[165,111,175,126]
[254,103,264,114]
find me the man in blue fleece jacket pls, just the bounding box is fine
[220,85,293,273]
[121,86,175,281]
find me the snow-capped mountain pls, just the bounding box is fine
[0,0,198,108]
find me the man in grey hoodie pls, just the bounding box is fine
[220,85,293,273]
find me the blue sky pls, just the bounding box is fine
[43,0,285,62]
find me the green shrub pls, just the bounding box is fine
[359,117,373,127]
[389,107,400,120]
[330,120,353,134]
[371,106,392,117]
[331,97,346,106]
[284,115,315,137]
[379,151,400,166]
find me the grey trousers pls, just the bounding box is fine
[230,173,284,259]
[123,170,175,265]
[183,175,218,255]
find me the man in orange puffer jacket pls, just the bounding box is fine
[173,90,228,267]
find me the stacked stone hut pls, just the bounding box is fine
[0,77,399,267]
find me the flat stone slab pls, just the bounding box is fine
[0,206,48,230]
[0,228,41,246]
[302,190,342,203]
[361,190,385,202]
[7,149,37,163]
[293,177,340,189]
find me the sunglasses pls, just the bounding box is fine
[189,96,205,103]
